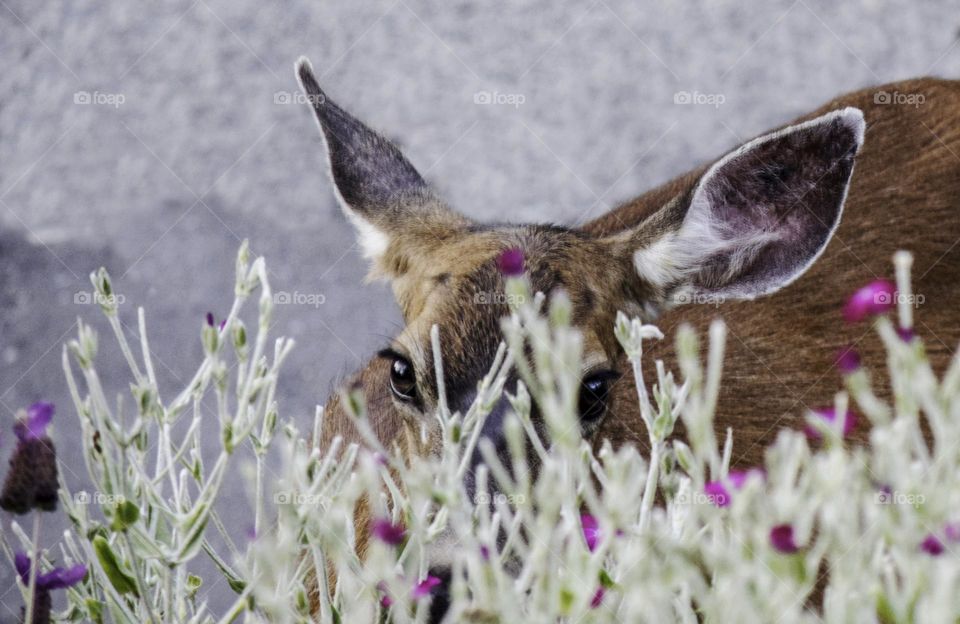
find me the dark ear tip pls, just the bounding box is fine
[295,56,323,97]
[833,107,866,150]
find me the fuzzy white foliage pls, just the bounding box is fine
[3,246,960,624]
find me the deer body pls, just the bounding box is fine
[296,57,960,587]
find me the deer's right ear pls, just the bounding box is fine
[296,57,467,277]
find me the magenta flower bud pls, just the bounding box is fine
[896,326,916,342]
[945,523,960,542]
[581,513,600,551]
[496,248,525,276]
[413,575,442,599]
[770,524,800,553]
[479,544,491,561]
[804,407,857,440]
[371,518,406,546]
[703,480,731,507]
[590,587,605,608]
[921,534,945,556]
[205,312,215,327]
[843,279,896,323]
[704,468,764,507]
[835,346,861,374]
[378,581,393,608]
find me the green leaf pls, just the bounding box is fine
[92,536,139,597]
[110,499,140,531]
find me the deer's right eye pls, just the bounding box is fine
[379,349,418,403]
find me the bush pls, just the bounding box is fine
[2,244,957,623]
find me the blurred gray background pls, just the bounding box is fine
[0,0,957,617]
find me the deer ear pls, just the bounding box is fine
[296,57,467,274]
[630,108,865,304]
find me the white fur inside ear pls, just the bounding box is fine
[345,210,390,261]
[633,107,864,302]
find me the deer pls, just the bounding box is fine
[295,56,960,618]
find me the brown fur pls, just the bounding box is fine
[590,78,960,464]
[310,77,960,612]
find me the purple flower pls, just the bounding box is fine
[896,326,916,342]
[945,523,960,542]
[2,403,59,514]
[379,575,443,609]
[14,552,87,590]
[479,544,491,561]
[581,513,600,551]
[496,248,525,277]
[378,581,393,608]
[835,346,861,375]
[921,534,945,556]
[14,402,54,442]
[843,279,896,323]
[770,524,801,553]
[704,469,764,507]
[804,407,857,440]
[205,312,215,327]
[413,575,442,599]
[590,587,605,608]
[703,480,731,507]
[371,518,406,546]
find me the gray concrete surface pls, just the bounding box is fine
[0,0,957,617]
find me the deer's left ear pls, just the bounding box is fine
[626,108,865,304]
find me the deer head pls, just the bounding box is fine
[296,56,864,571]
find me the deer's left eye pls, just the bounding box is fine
[578,370,620,426]
[379,349,419,403]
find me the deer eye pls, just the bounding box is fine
[578,370,620,426]
[379,349,418,403]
